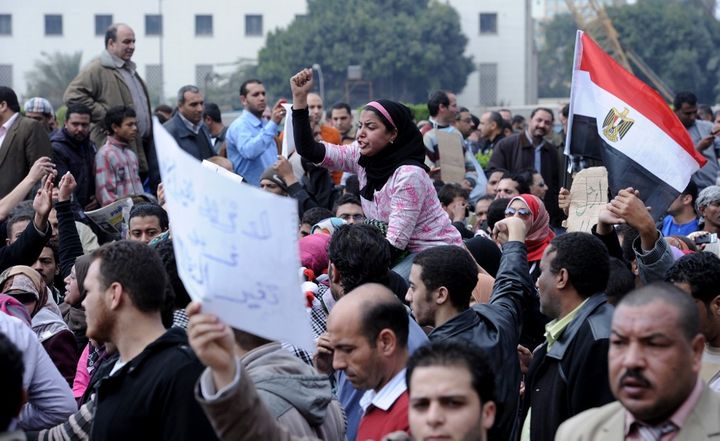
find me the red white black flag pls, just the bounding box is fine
[565,31,706,219]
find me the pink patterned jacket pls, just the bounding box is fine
[322,142,463,252]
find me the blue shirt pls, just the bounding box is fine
[225,111,279,186]
[661,215,700,237]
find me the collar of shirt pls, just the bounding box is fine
[108,51,137,73]
[525,130,545,148]
[544,298,589,350]
[624,378,704,437]
[242,109,265,129]
[2,112,19,133]
[359,368,407,413]
[178,112,201,135]
[106,135,130,149]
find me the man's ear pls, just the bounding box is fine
[376,328,397,356]
[329,262,341,284]
[436,286,450,306]
[556,268,569,290]
[109,282,124,310]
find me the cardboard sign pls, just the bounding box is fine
[567,166,609,233]
[436,131,466,184]
[154,118,314,351]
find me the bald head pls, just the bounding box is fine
[307,93,324,126]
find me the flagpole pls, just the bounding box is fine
[563,30,584,188]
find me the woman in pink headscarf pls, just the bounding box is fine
[505,194,555,281]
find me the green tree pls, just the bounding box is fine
[538,0,720,103]
[25,51,82,109]
[256,0,473,106]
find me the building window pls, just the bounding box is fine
[45,14,63,36]
[0,65,12,88]
[479,13,497,34]
[478,63,498,106]
[195,15,213,36]
[0,15,11,35]
[95,14,112,36]
[245,14,263,36]
[145,14,162,36]
[196,64,214,91]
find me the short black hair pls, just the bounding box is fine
[153,239,191,310]
[104,105,136,134]
[0,86,20,113]
[437,183,469,206]
[508,170,532,195]
[530,107,554,121]
[666,252,720,305]
[6,213,32,238]
[606,257,635,305]
[360,295,408,349]
[129,203,169,231]
[486,111,504,128]
[239,79,263,97]
[203,102,222,123]
[301,207,334,227]
[331,102,352,114]
[618,282,700,341]
[328,224,391,293]
[333,194,362,215]
[407,340,495,404]
[561,104,570,118]
[413,245,478,311]
[673,91,697,110]
[487,198,510,231]
[66,103,92,119]
[427,90,450,117]
[91,240,167,313]
[681,180,699,204]
[44,240,59,266]
[616,224,639,264]
[0,332,24,430]
[546,232,609,298]
[344,175,360,197]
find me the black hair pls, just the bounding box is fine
[66,103,92,119]
[512,115,525,125]
[508,171,532,195]
[487,198,510,231]
[681,180,699,203]
[673,91,697,110]
[333,194,362,215]
[328,224,391,293]
[104,105,136,135]
[470,114,480,129]
[44,240,59,266]
[344,175,360,197]
[666,252,720,305]
[91,240,167,313]
[486,111,504,128]
[619,282,700,341]
[427,90,450,117]
[239,79,263,97]
[606,257,635,305]
[155,104,172,114]
[413,245,478,311]
[203,102,222,123]
[406,340,495,403]
[437,183,469,207]
[129,203,169,231]
[6,213,32,238]
[331,102,352,114]
[616,224,639,264]
[0,86,20,113]
[362,105,395,133]
[530,107,554,121]
[361,295,409,349]
[0,333,24,430]
[546,232,609,298]
[153,239,191,310]
[301,207,334,227]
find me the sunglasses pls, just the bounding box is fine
[505,207,532,218]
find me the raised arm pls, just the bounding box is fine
[0,157,55,221]
[290,69,326,163]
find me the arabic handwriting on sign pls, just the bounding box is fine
[213,282,281,309]
[176,237,207,286]
[574,178,603,217]
[198,196,238,233]
[187,230,239,268]
[241,210,272,240]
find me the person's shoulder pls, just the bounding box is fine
[556,401,623,440]
[495,132,521,147]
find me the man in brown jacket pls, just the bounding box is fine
[0,87,53,198]
[64,23,159,191]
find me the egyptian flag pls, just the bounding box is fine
[565,30,706,220]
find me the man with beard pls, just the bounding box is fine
[51,103,98,218]
[556,283,720,440]
[82,240,218,440]
[488,107,563,226]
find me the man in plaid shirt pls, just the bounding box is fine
[95,105,144,206]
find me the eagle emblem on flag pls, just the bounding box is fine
[602,107,634,142]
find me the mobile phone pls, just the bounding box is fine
[695,233,718,244]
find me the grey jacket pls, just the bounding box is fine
[197,342,346,440]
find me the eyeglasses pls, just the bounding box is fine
[339,213,366,221]
[505,207,532,218]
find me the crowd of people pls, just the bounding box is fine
[1,20,720,441]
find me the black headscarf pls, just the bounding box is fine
[357,100,429,201]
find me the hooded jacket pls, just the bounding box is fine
[197,342,346,440]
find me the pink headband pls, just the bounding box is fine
[366,101,397,130]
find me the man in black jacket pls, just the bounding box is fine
[520,232,615,441]
[406,216,534,441]
[83,240,218,441]
[163,85,215,161]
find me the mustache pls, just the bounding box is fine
[619,369,652,388]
